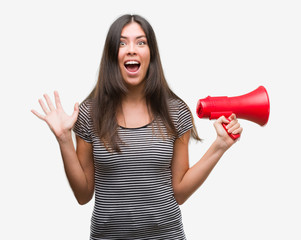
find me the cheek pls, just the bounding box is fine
[145,58,150,71]
[142,51,151,69]
[146,51,151,67]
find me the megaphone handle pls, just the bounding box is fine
[222,120,240,140]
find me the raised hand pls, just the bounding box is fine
[31,91,79,143]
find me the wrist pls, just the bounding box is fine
[56,130,73,145]
[212,137,230,153]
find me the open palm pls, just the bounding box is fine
[32,91,79,141]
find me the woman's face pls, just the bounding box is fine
[118,22,150,89]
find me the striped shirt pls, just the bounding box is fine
[73,98,193,240]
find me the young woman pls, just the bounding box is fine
[32,14,242,240]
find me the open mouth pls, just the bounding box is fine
[124,60,140,73]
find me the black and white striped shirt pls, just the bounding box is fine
[73,98,193,240]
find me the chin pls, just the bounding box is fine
[124,77,145,88]
[126,81,144,88]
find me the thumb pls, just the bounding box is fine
[71,102,79,123]
[214,115,230,136]
[215,115,230,125]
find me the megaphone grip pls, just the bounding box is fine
[222,119,240,140]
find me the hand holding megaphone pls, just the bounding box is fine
[196,86,270,140]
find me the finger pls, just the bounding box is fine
[44,94,55,111]
[31,109,46,121]
[71,102,79,123]
[232,126,243,135]
[39,98,50,114]
[216,115,230,124]
[54,91,63,109]
[228,114,237,121]
[225,118,238,131]
[227,122,240,134]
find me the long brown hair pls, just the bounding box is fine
[87,14,200,151]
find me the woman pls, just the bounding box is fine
[32,14,242,239]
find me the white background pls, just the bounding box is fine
[1,0,300,239]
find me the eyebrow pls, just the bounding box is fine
[120,35,147,39]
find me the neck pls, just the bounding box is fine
[118,87,152,128]
[122,84,146,104]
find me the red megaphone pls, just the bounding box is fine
[196,86,270,140]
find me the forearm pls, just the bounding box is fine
[58,136,93,204]
[173,140,227,205]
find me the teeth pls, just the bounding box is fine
[125,61,139,65]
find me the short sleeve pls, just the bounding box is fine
[177,100,193,138]
[73,100,93,143]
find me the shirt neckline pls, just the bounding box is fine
[118,121,154,130]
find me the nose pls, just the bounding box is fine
[127,42,136,56]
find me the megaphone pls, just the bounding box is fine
[196,86,270,140]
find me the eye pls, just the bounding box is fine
[119,41,126,46]
[137,41,147,46]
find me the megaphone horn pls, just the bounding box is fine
[196,86,270,139]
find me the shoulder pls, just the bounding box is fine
[79,98,93,112]
[167,97,191,115]
[76,98,95,127]
[168,97,193,137]
[78,98,94,118]
[73,98,94,142]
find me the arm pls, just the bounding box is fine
[171,114,242,205]
[32,91,94,205]
[58,135,94,205]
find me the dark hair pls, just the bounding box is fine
[87,14,200,151]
